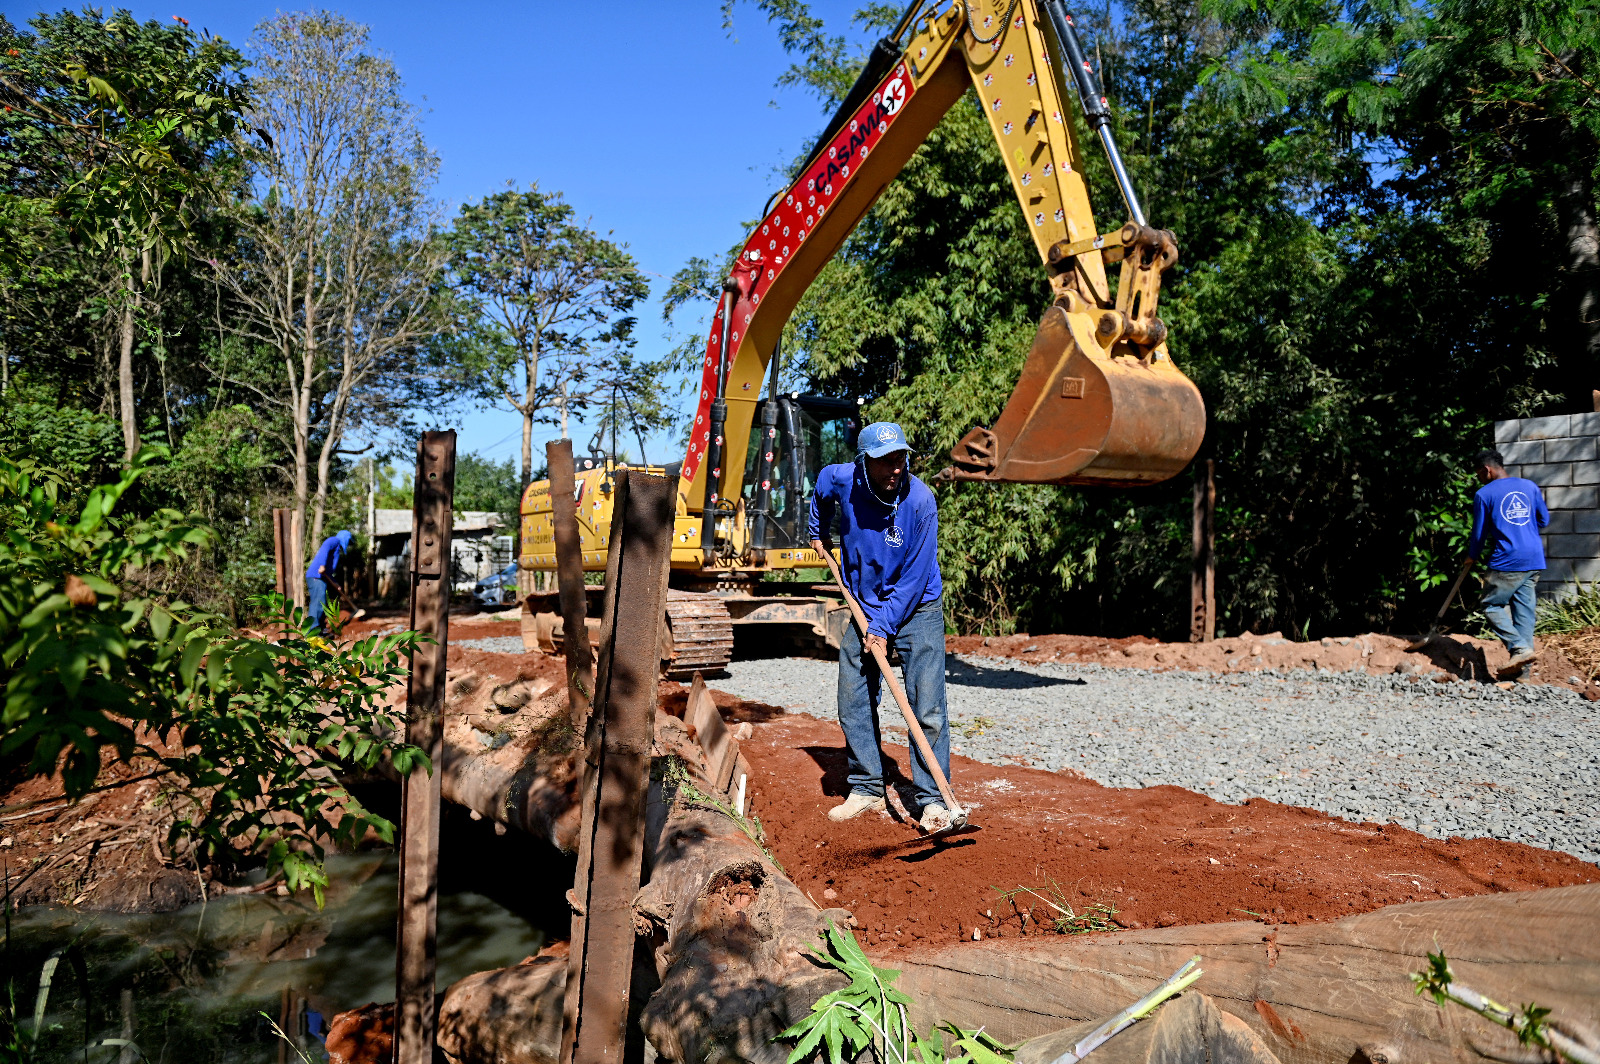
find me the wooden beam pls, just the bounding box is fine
[547,438,595,732]
[1191,458,1216,643]
[561,470,675,1064]
[394,430,456,1064]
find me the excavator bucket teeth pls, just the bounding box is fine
[943,304,1204,486]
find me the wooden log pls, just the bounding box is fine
[634,713,849,1064]
[434,696,583,852]
[439,945,568,1064]
[892,884,1600,1064]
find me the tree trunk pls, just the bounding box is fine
[1556,159,1600,410]
[119,253,139,463]
[520,341,539,487]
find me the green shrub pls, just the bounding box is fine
[0,447,428,902]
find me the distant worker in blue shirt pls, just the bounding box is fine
[305,529,354,632]
[808,422,951,832]
[1467,449,1549,675]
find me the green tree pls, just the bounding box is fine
[0,9,251,461]
[444,185,650,486]
[0,448,427,900]
[216,11,451,595]
[1204,0,1600,408]
[711,0,1585,638]
[453,452,521,518]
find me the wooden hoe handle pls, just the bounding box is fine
[815,542,963,815]
[1435,557,1474,627]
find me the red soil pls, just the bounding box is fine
[945,630,1590,691]
[733,709,1600,953]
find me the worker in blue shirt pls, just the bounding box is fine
[808,422,951,832]
[305,529,354,632]
[1467,448,1549,675]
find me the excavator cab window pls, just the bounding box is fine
[742,394,859,550]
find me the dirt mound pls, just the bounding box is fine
[734,710,1599,952]
[947,630,1587,689]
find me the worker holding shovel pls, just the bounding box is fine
[1468,449,1549,678]
[809,422,955,833]
[305,529,354,633]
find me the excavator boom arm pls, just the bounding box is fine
[681,0,1204,532]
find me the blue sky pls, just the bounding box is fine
[2,0,877,468]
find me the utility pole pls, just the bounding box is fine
[366,456,378,600]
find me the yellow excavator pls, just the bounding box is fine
[519,0,1205,676]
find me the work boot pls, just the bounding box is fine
[919,803,953,833]
[1499,648,1537,679]
[827,792,887,822]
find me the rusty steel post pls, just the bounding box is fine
[1190,459,1216,642]
[561,470,674,1064]
[395,430,455,1064]
[547,438,595,731]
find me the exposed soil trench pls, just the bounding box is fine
[729,704,1600,952]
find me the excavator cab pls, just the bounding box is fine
[741,394,861,551]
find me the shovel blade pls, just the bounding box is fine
[944,304,1205,486]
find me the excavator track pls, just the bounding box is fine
[662,590,735,680]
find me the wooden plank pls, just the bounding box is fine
[547,438,595,732]
[394,430,455,1064]
[562,470,676,1064]
[891,884,1600,1064]
[685,673,739,794]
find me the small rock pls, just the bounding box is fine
[1209,857,1221,865]
[0,836,12,848]
[823,887,838,901]
[732,722,754,740]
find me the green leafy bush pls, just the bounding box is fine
[0,448,428,902]
[779,921,1013,1064]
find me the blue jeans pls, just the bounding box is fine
[837,596,951,811]
[1481,570,1538,655]
[306,577,330,631]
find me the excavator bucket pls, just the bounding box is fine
[944,227,1206,486]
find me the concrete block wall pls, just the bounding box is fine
[1494,413,1600,598]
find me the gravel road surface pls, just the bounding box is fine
[714,654,1600,864]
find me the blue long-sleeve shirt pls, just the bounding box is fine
[1468,477,1548,571]
[808,461,942,639]
[306,531,351,582]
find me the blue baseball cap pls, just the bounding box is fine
[858,422,912,458]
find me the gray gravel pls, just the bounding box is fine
[714,654,1600,864]
[455,635,530,654]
